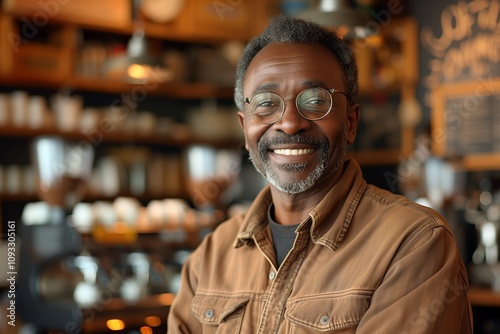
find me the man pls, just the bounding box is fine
[168,15,472,333]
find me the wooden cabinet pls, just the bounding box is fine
[185,0,276,41]
[349,17,419,165]
[2,0,132,29]
[2,0,278,43]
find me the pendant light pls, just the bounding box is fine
[297,0,373,40]
[124,0,160,82]
[125,26,159,81]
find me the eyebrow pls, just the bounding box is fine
[251,83,279,96]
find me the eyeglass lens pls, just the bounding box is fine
[248,87,333,124]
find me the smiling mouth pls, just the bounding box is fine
[273,148,314,156]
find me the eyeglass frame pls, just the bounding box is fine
[244,87,349,125]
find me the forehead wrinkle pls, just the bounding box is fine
[254,57,325,74]
[251,80,329,98]
[249,47,327,75]
[248,59,332,88]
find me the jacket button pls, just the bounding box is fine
[319,315,330,325]
[269,271,276,280]
[205,309,214,319]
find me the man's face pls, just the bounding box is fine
[238,42,359,195]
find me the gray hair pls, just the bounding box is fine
[234,14,358,111]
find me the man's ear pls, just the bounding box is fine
[237,111,249,150]
[346,103,360,145]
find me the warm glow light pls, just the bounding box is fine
[157,293,175,305]
[106,319,126,331]
[144,315,162,327]
[114,221,129,232]
[140,326,153,334]
[127,64,150,80]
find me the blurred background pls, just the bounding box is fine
[0,0,499,333]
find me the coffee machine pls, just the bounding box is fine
[466,182,500,292]
[18,136,94,333]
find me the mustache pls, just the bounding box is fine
[258,133,326,151]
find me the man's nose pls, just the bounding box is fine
[272,100,312,135]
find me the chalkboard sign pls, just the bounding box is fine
[431,78,500,157]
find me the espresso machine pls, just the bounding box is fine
[466,181,500,292]
[18,136,94,333]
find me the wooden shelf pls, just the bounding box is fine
[74,17,233,44]
[0,74,234,100]
[469,287,500,307]
[347,149,401,166]
[0,126,241,148]
[460,153,500,171]
[82,230,205,251]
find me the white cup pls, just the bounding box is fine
[10,91,29,128]
[113,196,141,225]
[79,108,101,132]
[93,201,116,229]
[52,94,83,132]
[72,202,95,233]
[97,157,122,197]
[27,96,47,129]
[135,111,157,135]
[147,200,164,228]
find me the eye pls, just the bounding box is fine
[256,99,279,108]
[302,96,328,106]
[298,88,330,111]
[251,93,282,113]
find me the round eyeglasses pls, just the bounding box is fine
[245,87,349,125]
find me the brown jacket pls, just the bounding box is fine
[168,159,473,333]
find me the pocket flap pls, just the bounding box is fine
[285,291,372,331]
[192,294,250,325]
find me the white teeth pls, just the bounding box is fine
[273,148,314,156]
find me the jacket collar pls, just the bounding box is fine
[235,159,366,251]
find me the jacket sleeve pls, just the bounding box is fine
[167,246,202,334]
[356,225,473,334]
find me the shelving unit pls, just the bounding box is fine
[0,1,255,232]
[0,11,237,325]
[0,10,424,234]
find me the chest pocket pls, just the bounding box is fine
[285,291,372,333]
[192,294,250,334]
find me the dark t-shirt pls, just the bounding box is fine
[268,204,299,268]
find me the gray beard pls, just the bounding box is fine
[249,129,348,194]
